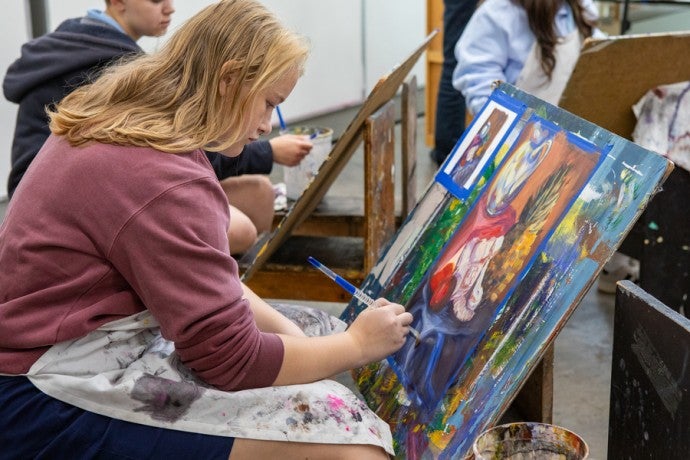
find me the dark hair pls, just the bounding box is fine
[514,0,595,79]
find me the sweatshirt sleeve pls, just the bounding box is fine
[205,150,241,180]
[204,140,273,180]
[237,140,273,175]
[108,177,283,390]
[452,2,513,115]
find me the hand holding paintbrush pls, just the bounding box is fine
[308,257,421,344]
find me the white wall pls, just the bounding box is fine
[42,0,425,120]
[363,0,426,93]
[629,8,690,35]
[0,0,426,200]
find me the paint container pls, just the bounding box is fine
[473,422,589,460]
[282,126,333,201]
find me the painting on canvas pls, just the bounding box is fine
[341,83,673,459]
[437,95,520,197]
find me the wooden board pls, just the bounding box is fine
[608,280,690,459]
[401,76,418,217]
[240,31,437,281]
[559,31,690,139]
[363,101,396,272]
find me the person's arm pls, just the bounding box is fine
[237,140,274,174]
[112,175,411,390]
[268,134,313,167]
[241,282,305,337]
[272,299,413,385]
[204,142,273,180]
[205,149,242,179]
[208,135,313,180]
[241,282,416,384]
[452,2,513,115]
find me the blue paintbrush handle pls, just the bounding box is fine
[307,256,374,306]
[276,106,287,131]
[307,256,420,341]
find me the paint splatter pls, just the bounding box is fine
[131,373,203,422]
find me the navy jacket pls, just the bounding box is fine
[3,16,274,198]
[3,17,141,197]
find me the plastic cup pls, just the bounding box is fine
[282,126,333,201]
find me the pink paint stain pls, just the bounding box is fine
[327,394,346,412]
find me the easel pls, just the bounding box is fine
[240,78,419,302]
[238,32,436,298]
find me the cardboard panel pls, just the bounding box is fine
[559,31,690,139]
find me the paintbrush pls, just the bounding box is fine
[307,256,421,343]
[277,105,317,140]
[276,105,287,131]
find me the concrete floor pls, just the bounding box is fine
[0,95,615,459]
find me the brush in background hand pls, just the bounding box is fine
[277,106,317,139]
[307,256,421,343]
[276,105,287,131]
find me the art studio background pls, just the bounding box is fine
[1,1,689,459]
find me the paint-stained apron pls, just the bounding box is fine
[632,80,690,173]
[23,304,394,455]
[515,28,582,105]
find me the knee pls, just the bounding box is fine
[227,206,258,255]
[247,175,275,206]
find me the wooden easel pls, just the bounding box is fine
[240,78,419,302]
[239,33,435,289]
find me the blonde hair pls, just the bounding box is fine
[49,0,309,153]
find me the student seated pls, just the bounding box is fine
[3,0,313,256]
[209,133,315,254]
[0,1,414,458]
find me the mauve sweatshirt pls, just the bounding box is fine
[0,135,283,390]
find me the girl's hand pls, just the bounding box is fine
[346,298,413,365]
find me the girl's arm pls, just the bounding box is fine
[272,299,413,386]
[452,1,516,115]
[241,282,306,337]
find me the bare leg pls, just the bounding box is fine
[220,175,275,234]
[227,205,258,255]
[229,439,390,460]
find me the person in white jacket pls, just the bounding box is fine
[453,0,640,292]
[452,0,601,115]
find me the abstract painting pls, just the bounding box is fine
[340,83,673,459]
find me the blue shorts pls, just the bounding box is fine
[0,375,234,459]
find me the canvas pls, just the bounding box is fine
[340,83,673,459]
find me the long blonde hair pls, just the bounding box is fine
[49,0,309,153]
